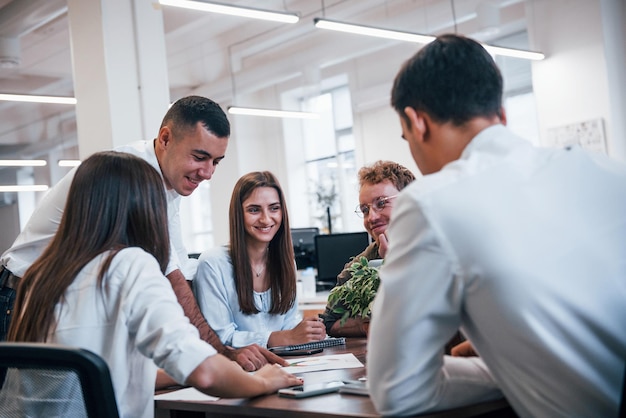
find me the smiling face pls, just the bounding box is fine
[242,186,283,246]
[359,180,400,241]
[155,121,228,196]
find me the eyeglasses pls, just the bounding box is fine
[354,195,397,218]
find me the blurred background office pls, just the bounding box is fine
[0,0,624,257]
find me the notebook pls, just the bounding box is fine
[268,337,346,353]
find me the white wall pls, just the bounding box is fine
[600,0,626,161]
[529,0,626,162]
[356,107,421,178]
[349,43,421,176]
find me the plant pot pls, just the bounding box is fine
[362,319,370,337]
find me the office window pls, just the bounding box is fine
[301,86,359,234]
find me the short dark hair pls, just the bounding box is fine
[161,95,230,139]
[391,34,503,126]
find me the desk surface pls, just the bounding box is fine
[155,338,514,418]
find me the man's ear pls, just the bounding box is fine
[499,106,507,126]
[403,107,428,142]
[156,126,172,149]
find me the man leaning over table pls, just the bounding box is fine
[0,95,287,373]
[367,34,626,417]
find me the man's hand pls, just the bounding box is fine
[155,369,179,390]
[451,340,478,357]
[222,344,289,372]
[378,232,389,258]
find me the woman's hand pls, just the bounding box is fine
[186,353,301,398]
[268,317,326,347]
[255,364,303,395]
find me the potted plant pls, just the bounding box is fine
[327,256,380,332]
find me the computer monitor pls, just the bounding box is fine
[291,227,319,269]
[314,232,370,289]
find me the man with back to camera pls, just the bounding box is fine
[367,34,626,417]
[0,95,287,372]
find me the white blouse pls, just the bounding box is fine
[6,248,218,418]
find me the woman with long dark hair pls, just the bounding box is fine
[4,152,300,417]
[194,171,326,348]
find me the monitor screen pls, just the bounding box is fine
[291,227,319,269]
[314,232,370,285]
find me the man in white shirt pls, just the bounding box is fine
[0,95,285,372]
[367,34,626,417]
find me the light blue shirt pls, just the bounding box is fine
[193,246,301,348]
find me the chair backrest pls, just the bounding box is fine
[0,342,120,418]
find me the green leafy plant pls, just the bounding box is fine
[327,256,380,325]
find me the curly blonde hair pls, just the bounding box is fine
[358,160,416,191]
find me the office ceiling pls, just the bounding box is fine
[0,0,528,161]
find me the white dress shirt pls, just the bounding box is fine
[367,125,626,417]
[1,140,197,280]
[2,248,216,418]
[193,246,301,348]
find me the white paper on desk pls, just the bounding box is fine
[154,387,219,402]
[282,353,364,374]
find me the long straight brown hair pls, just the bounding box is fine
[8,151,170,342]
[228,171,296,315]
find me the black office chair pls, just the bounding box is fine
[0,342,120,418]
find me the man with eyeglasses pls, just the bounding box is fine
[319,160,415,337]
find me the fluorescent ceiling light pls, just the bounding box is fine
[228,106,319,119]
[314,18,435,44]
[159,0,299,23]
[481,44,545,60]
[0,185,49,192]
[0,93,77,105]
[58,159,82,167]
[0,160,47,167]
[314,18,545,61]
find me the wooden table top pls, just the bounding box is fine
[154,338,514,418]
